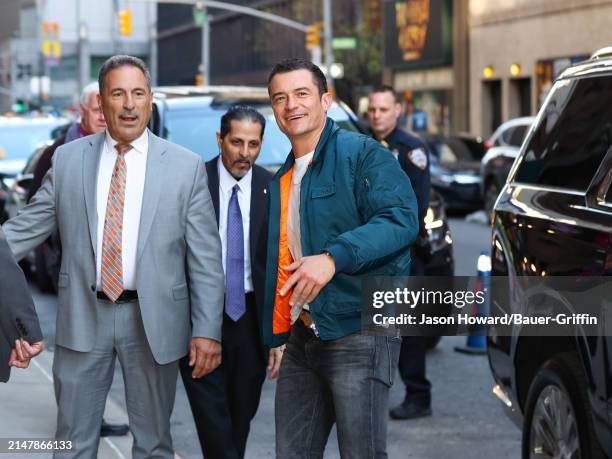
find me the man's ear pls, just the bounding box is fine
[322,92,333,112]
[394,102,402,119]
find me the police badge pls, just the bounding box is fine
[408,147,428,170]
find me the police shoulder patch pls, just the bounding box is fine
[408,147,428,170]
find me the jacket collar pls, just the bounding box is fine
[275,117,339,179]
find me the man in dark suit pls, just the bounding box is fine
[0,227,44,382]
[179,105,272,459]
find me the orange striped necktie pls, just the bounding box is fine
[101,143,132,302]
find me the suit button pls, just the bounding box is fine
[91,285,96,292]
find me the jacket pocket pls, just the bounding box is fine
[58,273,70,288]
[172,283,188,301]
[311,184,336,199]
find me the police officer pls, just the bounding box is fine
[368,85,432,420]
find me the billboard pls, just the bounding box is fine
[384,0,452,70]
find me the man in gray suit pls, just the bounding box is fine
[0,227,44,382]
[2,55,224,458]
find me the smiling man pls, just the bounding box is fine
[179,106,272,459]
[264,58,420,458]
[2,55,224,459]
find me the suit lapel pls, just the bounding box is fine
[83,133,105,257]
[249,166,266,265]
[205,157,220,228]
[136,131,166,262]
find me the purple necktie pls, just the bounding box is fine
[225,184,246,321]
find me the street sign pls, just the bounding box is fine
[332,37,357,50]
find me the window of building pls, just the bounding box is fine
[514,76,612,191]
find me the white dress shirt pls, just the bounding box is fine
[217,156,253,293]
[288,151,314,320]
[96,129,149,290]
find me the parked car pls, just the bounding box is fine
[0,116,68,224]
[419,133,485,210]
[488,48,612,459]
[480,116,535,214]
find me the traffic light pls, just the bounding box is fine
[118,10,132,36]
[306,22,321,50]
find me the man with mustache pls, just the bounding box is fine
[2,55,224,458]
[27,81,129,437]
[179,105,272,458]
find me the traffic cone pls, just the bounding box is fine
[454,252,491,355]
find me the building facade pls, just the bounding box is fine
[469,0,612,137]
[383,0,470,134]
[0,0,155,112]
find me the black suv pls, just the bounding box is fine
[488,48,612,458]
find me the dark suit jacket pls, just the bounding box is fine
[0,228,43,382]
[205,157,271,362]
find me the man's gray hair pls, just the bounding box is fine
[79,81,100,107]
[98,55,151,94]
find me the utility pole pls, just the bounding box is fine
[147,2,158,85]
[194,2,210,85]
[76,0,90,94]
[323,0,333,86]
[202,7,210,85]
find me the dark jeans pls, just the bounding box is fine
[275,320,401,459]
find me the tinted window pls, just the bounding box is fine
[435,137,477,163]
[514,76,612,191]
[501,127,515,145]
[508,125,528,147]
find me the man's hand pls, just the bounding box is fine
[189,337,222,378]
[280,254,336,306]
[267,345,285,379]
[8,339,45,369]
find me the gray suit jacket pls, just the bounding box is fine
[2,130,224,364]
[0,227,42,382]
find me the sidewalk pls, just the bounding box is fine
[0,349,132,458]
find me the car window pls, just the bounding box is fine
[164,107,291,167]
[163,103,360,167]
[514,76,612,191]
[0,122,65,160]
[508,125,528,147]
[501,127,515,146]
[435,137,477,163]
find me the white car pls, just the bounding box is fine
[480,116,536,214]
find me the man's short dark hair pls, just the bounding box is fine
[371,85,399,103]
[220,105,266,140]
[267,58,328,95]
[98,55,151,94]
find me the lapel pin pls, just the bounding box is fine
[263,189,267,194]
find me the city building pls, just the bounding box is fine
[382,0,469,135]
[0,0,156,112]
[469,0,612,136]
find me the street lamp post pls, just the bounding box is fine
[323,0,334,87]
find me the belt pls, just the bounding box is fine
[97,290,138,303]
[299,310,319,337]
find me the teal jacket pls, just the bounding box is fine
[263,119,419,347]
